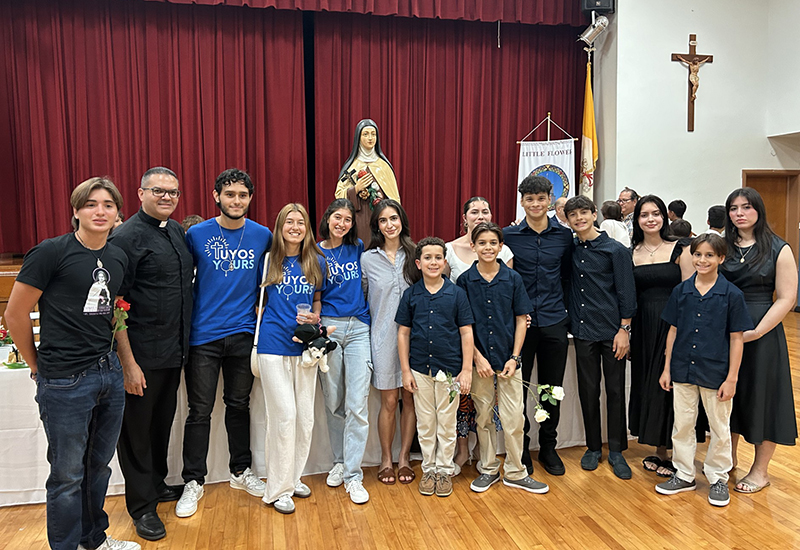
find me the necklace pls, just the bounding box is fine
[736,244,754,263]
[325,241,346,268]
[642,240,665,257]
[217,220,246,276]
[75,232,107,269]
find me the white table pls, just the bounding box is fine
[0,343,629,507]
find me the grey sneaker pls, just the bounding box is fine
[326,463,344,487]
[708,480,730,506]
[294,480,311,498]
[230,467,265,497]
[273,494,295,514]
[470,473,500,493]
[656,474,697,495]
[503,476,550,494]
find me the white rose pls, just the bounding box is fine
[534,408,550,423]
[552,386,565,401]
[435,370,448,383]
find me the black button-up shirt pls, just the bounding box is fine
[661,273,752,389]
[456,261,532,368]
[503,216,573,327]
[567,231,637,341]
[110,208,194,370]
[395,277,474,377]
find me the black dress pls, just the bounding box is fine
[629,239,705,447]
[719,236,797,445]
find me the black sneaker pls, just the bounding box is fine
[580,449,602,471]
[708,480,730,506]
[656,474,697,495]
[470,473,500,493]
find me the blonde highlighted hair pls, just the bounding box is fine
[264,203,325,287]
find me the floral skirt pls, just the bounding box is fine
[457,393,503,438]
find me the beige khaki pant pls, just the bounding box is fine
[413,370,459,475]
[672,382,733,485]
[258,354,317,503]
[471,368,527,480]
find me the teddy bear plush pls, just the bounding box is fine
[292,324,337,373]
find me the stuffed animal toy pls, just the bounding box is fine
[292,324,337,373]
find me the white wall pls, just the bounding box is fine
[593,0,800,232]
[766,0,800,138]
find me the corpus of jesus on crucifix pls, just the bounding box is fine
[672,33,713,132]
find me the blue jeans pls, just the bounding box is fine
[319,316,371,483]
[182,332,254,483]
[36,351,125,550]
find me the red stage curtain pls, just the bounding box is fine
[0,0,306,253]
[313,12,584,242]
[144,0,585,26]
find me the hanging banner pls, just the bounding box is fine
[515,138,575,222]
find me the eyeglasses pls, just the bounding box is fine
[617,198,633,204]
[142,187,181,199]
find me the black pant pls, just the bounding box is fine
[117,367,181,519]
[521,318,569,454]
[182,332,255,483]
[573,338,628,453]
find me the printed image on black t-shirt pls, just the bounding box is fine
[83,267,112,315]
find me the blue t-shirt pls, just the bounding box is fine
[661,273,753,389]
[394,277,474,377]
[257,254,328,356]
[186,218,273,346]
[320,240,370,324]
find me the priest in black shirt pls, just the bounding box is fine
[111,167,194,542]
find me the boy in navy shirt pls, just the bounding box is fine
[657,233,752,506]
[564,196,636,480]
[456,223,549,495]
[396,237,474,498]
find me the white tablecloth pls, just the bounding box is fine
[0,343,629,507]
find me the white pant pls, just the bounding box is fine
[672,383,733,485]
[471,368,526,480]
[258,354,317,503]
[413,370,459,475]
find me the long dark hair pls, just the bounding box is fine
[368,199,417,285]
[337,119,395,180]
[631,195,675,248]
[318,198,359,246]
[461,196,490,234]
[724,187,775,268]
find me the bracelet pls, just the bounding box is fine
[619,324,631,335]
[510,355,522,366]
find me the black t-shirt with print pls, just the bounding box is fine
[16,233,128,378]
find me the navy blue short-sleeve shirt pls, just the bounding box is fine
[456,261,532,369]
[661,273,753,389]
[395,277,475,377]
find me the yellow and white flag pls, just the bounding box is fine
[580,60,598,199]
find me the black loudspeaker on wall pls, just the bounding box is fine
[581,0,615,15]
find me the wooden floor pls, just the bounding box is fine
[3,313,800,550]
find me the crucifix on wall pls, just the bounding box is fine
[671,34,713,132]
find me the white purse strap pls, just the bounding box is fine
[253,253,270,345]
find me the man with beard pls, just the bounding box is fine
[176,169,273,518]
[111,167,194,541]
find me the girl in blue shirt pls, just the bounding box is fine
[317,199,372,504]
[256,203,327,515]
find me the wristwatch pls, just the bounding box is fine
[510,355,522,367]
[619,324,631,335]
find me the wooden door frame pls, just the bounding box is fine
[742,169,800,262]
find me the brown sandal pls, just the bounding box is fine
[397,466,416,484]
[377,467,396,485]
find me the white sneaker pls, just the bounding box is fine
[345,479,370,504]
[230,467,266,497]
[294,480,312,498]
[175,480,204,518]
[273,494,295,514]
[326,463,344,487]
[81,538,141,550]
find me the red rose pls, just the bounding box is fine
[357,169,368,179]
[115,298,131,312]
[0,329,7,338]
[372,197,382,206]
